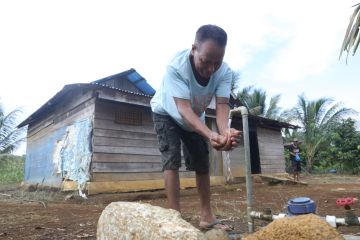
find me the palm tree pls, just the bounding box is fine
[284,94,356,172]
[0,104,26,154]
[237,86,282,120]
[230,69,241,92]
[339,3,360,61]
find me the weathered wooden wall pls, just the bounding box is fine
[257,127,285,173]
[91,100,194,182]
[25,88,96,186]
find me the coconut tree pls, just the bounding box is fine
[237,86,282,120]
[0,104,26,154]
[230,69,241,92]
[284,94,356,172]
[339,3,360,61]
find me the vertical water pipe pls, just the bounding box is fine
[229,106,254,233]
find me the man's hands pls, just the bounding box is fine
[209,128,242,151]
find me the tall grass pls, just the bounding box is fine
[0,154,24,184]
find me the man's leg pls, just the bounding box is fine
[152,113,182,212]
[196,171,214,223]
[292,161,296,181]
[164,169,180,212]
[196,171,233,230]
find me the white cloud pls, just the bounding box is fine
[255,1,355,84]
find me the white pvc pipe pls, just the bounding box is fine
[250,210,360,228]
[229,106,253,233]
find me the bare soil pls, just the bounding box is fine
[1,174,360,239]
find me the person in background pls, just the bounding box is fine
[289,138,301,181]
[150,24,241,231]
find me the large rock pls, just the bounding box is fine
[97,201,207,240]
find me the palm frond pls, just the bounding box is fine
[339,3,360,61]
[265,94,281,119]
[0,107,26,154]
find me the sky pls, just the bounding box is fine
[1,0,359,154]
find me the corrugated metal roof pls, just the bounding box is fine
[90,82,153,97]
[205,108,299,130]
[92,68,156,96]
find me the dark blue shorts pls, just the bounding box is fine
[152,113,209,173]
[292,160,301,173]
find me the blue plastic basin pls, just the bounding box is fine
[288,197,316,215]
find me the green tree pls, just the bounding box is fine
[315,118,360,174]
[0,104,26,154]
[284,94,356,172]
[237,86,282,120]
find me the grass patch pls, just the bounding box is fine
[0,154,24,184]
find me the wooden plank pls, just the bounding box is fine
[257,126,286,173]
[53,89,95,119]
[261,157,284,162]
[260,152,285,157]
[261,165,285,170]
[27,89,94,134]
[93,128,157,140]
[53,96,95,124]
[94,118,155,134]
[93,145,160,155]
[95,101,153,124]
[27,104,94,142]
[27,115,54,137]
[92,153,161,163]
[61,181,77,191]
[92,171,195,181]
[86,176,226,195]
[93,136,158,148]
[92,162,187,173]
[92,162,162,173]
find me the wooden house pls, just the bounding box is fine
[19,69,297,195]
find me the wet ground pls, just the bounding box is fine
[0,174,360,239]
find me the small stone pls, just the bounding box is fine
[205,229,230,240]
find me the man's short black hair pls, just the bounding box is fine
[195,24,227,47]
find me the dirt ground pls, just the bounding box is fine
[1,174,360,240]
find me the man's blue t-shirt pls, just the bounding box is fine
[150,49,232,131]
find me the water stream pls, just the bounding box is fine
[223,118,233,182]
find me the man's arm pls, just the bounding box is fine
[215,97,230,135]
[174,97,227,149]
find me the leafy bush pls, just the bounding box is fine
[314,118,360,174]
[0,154,25,184]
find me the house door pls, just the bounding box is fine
[249,130,261,174]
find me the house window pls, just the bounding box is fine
[115,109,142,125]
